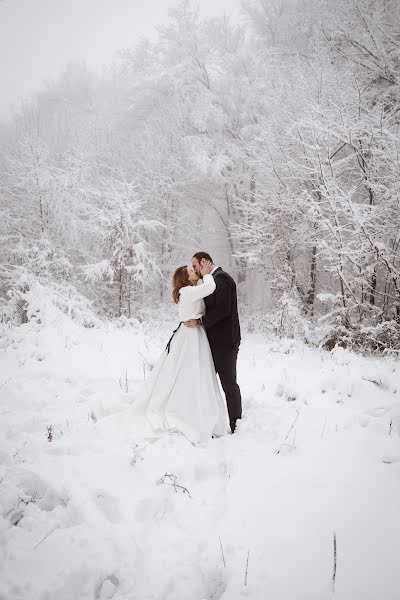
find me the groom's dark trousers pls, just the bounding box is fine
[202,268,242,433]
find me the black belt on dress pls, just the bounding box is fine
[166,322,182,354]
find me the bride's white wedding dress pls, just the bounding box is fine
[134,274,229,444]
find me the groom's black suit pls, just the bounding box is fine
[202,267,242,433]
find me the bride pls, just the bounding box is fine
[134,260,229,444]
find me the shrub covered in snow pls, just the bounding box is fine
[245,291,315,342]
[2,239,100,328]
[322,321,400,355]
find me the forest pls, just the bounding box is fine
[1,0,399,352]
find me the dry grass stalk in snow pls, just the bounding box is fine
[157,473,192,498]
[245,550,250,587]
[332,531,337,594]
[118,369,129,393]
[219,536,226,568]
[46,426,53,442]
[275,409,301,455]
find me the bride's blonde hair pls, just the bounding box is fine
[172,266,192,304]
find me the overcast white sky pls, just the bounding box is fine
[0,0,241,120]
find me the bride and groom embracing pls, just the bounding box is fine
[135,251,242,444]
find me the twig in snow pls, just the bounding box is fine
[138,351,154,380]
[389,418,392,436]
[34,526,59,549]
[275,409,301,455]
[19,490,39,505]
[332,531,337,594]
[321,416,328,438]
[244,550,250,586]
[7,490,39,526]
[118,370,129,393]
[157,473,192,498]
[13,441,27,458]
[219,536,226,568]
[361,376,383,387]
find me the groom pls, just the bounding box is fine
[185,252,242,434]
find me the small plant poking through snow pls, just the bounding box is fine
[157,473,192,498]
[118,370,129,393]
[332,531,337,594]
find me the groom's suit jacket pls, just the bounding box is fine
[202,267,241,348]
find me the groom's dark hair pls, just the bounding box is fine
[193,251,213,262]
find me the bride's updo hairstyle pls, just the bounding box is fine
[172,266,191,304]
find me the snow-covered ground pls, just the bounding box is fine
[1,315,400,600]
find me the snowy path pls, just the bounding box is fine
[1,321,400,600]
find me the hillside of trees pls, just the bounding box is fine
[1,0,399,352]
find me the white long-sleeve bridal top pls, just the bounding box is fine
[178,274,216,322]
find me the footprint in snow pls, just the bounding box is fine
[80,387,96,398]
[94,491,122,524]
[367,406,391,417]
[95,575,119,599]
[357,415,370,428]
[134,498,155,521]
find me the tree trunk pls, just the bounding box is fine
[118,266,123,317]
[305,244,317,314]
[369,268,377,306]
